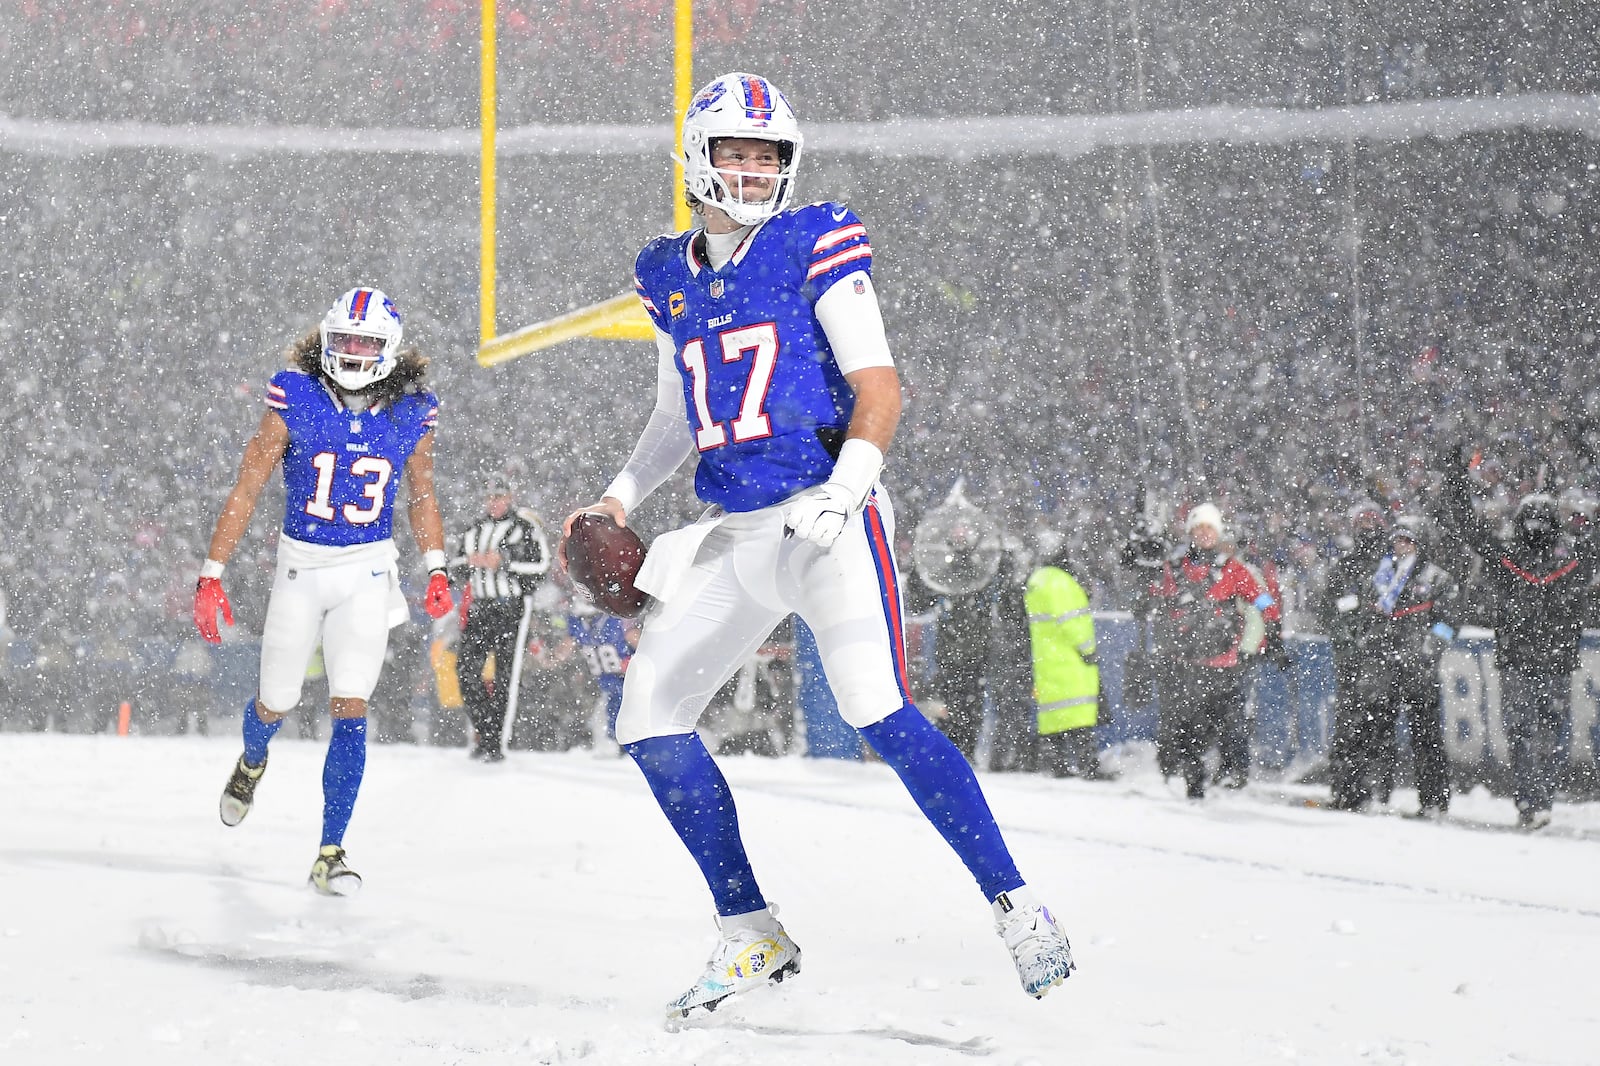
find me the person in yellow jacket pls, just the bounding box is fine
[1025,552,1110,779]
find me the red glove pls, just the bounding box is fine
[423,570,454,619]
[194,577,233,644]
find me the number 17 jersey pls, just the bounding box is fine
[633,201,875,513]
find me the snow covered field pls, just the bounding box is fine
[2,733,1597,1065]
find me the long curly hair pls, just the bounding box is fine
[285,326,430,405]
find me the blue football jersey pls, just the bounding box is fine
[633,202,875,511]
[567,612,632,693]
[265,369,438,546]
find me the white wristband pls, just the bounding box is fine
[423,549,447,573]
[200,559,225,580]
[829,437,884,507]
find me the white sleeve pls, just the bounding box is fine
[603,329,695,514]
[814,270,894,376]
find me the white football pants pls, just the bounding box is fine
[258,553,395,712]
[614,489,913,745]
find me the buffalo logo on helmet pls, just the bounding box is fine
[686,80,728,117]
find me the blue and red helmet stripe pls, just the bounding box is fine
[349,289,373,322]
[740,75,775,120]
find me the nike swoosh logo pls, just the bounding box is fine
[831,208,848,221]
[371,570,386,577]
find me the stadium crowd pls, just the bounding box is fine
[1,3,1597,782]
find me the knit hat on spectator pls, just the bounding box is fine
[1185,503,1224,535]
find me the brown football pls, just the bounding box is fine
[563,512,650,618]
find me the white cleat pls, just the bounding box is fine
[665,908,801,1024]
[994,886,1076,999]
[308,845,362,897]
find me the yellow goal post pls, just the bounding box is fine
[475,0,694,366]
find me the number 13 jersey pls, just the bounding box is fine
[266,368,439,547]
[633,201,874,513]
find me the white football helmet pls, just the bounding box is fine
[681,72,803,227]
[320,287,402,392]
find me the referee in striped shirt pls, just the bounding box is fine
[451,476,550,761]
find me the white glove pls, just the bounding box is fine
[783,437,885,551]
[785,481,858,549]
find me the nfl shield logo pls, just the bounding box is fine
[710,279,725,298]
[853,277,865,295]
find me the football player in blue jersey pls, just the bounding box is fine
[563,598,638,750]
[562,72,1075,1018]
[194,287,455,895]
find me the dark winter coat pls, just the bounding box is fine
[1315,533,1389,661]
[1365,551,1460,674]
[1438,474,1600,675]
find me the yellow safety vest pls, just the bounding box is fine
[1024,565,1099,734]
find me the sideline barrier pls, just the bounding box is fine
[1097,617,1600,777]
[793,613,1600,775]
[12,621,1596,780]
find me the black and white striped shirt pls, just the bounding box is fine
[451,508,550,602]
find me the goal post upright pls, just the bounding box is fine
[479,0,497,350]
[476,0,693,367]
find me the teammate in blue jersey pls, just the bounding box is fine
[564,602,638,747]
[563,72,1075,1019]
[194,287,456,895]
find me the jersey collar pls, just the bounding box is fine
[685,220,767,277]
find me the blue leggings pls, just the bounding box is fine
[625,705,1023,916]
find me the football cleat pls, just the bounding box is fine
[666,909,801,1023]
[994,886,1076,999]
[218,753,267,827]
[308,845,362,897]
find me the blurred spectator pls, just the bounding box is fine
[1317,500,1394,809]
[1128,503,1268,799]
[986,550,1039,773]
[1437,463,1600,829]
[1329,517,1460,815]
[1024,545,1108,780]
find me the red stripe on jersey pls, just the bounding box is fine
[813,223,866,253]
[805,244,872,281]
[864,498,913,702]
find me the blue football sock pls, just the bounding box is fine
[241,698,283,767]
[320,717,368,848]
[860,705,1024,901]
[624,733,766,916]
